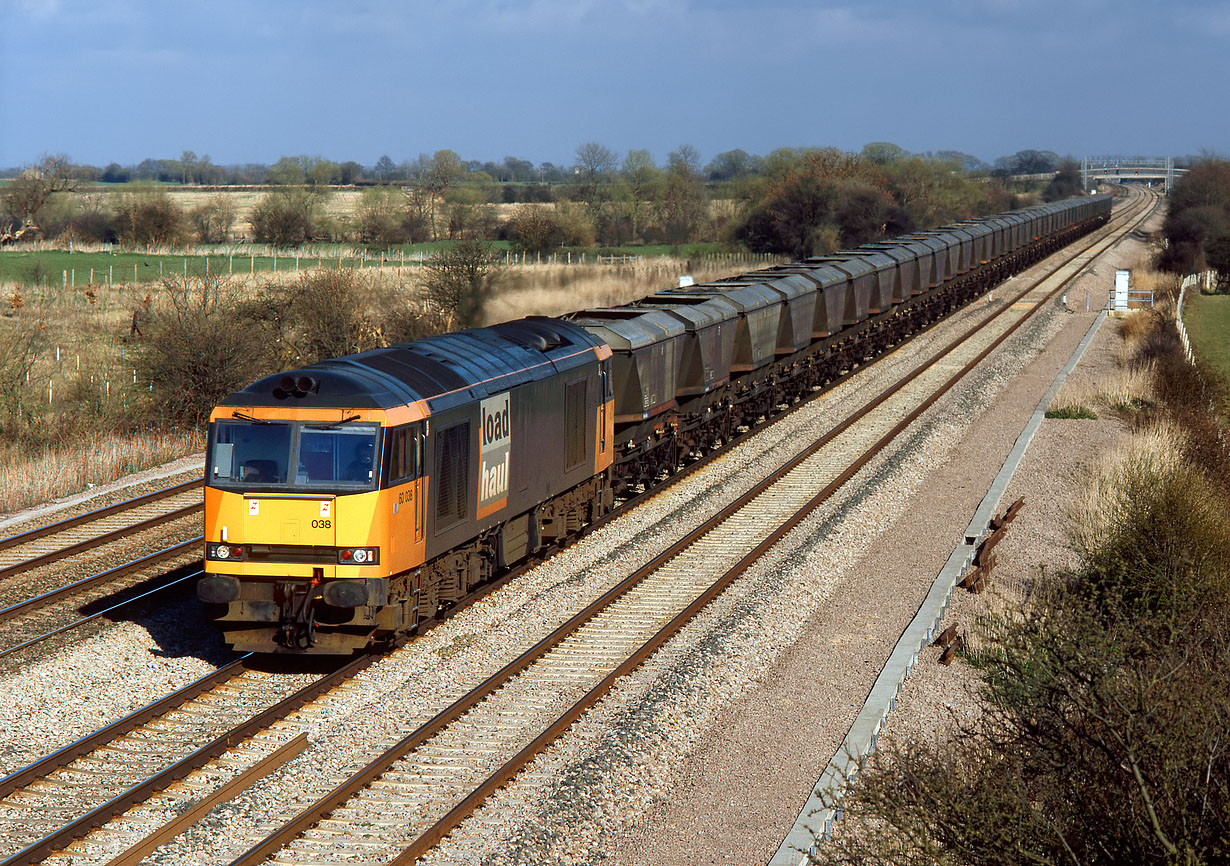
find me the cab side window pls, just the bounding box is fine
[388,425,419,485]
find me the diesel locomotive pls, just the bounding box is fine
[197,194,1112,653]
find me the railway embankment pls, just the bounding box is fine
[609,200,1178,866]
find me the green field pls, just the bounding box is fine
[0,248,435,290]
[1184,291,1230,385]
[0,240,731,291]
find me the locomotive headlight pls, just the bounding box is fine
[337,547,378,565]
[208,544,244,561]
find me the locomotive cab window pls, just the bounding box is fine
[297,425,381,487]
[387,424,421,485]
[210,420,292,485]
[207,420,380,491]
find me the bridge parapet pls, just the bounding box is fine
[1083,155,1184,193]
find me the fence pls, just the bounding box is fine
[19,247,782,297]
[1175,270,1214,364]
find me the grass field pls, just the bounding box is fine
[0,248,435,293]
[0,241,740,296]
[1183,290,1230,384]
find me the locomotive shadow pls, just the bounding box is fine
[90,569,235,665]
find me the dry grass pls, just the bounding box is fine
[1047,363,1156,418]
[0,428,202,516]
[485,256,760,322]
[1068,420,1188,556]
[1046,380,1101,419]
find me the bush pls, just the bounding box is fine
[826,308,1230,866]
[112,189,186,247]
[505,205,565,253]
[250,189,320,247]
[421,239,500,330]
[135,273,279,427]
[260,269,385,365]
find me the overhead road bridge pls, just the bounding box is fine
[1082,156,1184,193]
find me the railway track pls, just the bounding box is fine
[0,478,205,662]
[1,189,1156,865]
[0,479,201,582]
[0,655,374,866]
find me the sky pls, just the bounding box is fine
[1,0,1227,171]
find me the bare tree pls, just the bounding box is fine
[574,142,617,206]
[1,155,76,236]
[618,149,658,242]
[421,239,500,330]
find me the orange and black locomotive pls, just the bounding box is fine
[198,318,614,653]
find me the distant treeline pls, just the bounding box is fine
[1,145,1087,258]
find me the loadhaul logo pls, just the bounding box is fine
[478,392,510,515]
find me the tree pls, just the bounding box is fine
[733,149,876,258]
[268,156,307,186]
[373,155,397,182]
[704,149,756,182]
[618,149,659,242]
[1204,233,1230,291]
[934,150,987,172]
[860,141,907,165]
[505,205,564,253]
[100,163,129,184]
[654,146,708,247]
[357,187,426,246]
[187,195,236,244]
[574,141,618,206]
[1,155,76,235]
[1161,158,1230,272]
[421,239,500,330]
[339,161,363,185]
[417,150,465,240]
[250,187,323,246]
[1043,160,1083,201]
[994,149,1060,176]
[443,186,495,240]
[179,150,198,184]
[305,157,340,187]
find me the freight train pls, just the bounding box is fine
[197,194,1112,653]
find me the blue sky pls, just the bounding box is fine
[1,0,1226,170]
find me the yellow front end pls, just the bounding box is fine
[198,404,427,654]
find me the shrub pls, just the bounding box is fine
[112,189,186,247]
[250,188,321,247]
[135,273,279,427]
[260,269,385,366]
[420,239,500,330]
